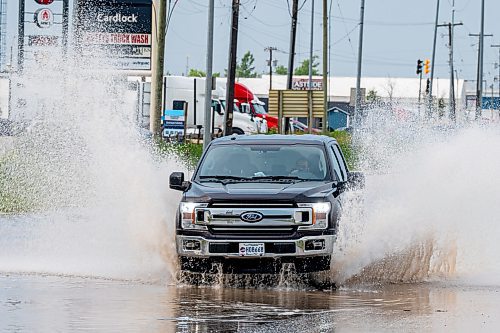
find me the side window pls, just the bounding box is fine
[328,146,343,181]
[332,145,348,180]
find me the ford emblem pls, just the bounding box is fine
[240,211,264,223]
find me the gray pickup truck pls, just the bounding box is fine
[169,134,363,274]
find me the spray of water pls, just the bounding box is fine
[0,54,184,282]
[332,107,500,287]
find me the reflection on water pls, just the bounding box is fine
[2,274,500,332]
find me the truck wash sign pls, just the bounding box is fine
[75,0,152,71]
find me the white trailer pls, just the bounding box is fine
[162,76,267,135]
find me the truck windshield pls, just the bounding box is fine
[252,103,266,115]
[197,144,329,181]
[221,100,241,113]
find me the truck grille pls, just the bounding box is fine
[209,226,296,238]
[194,203,311,238]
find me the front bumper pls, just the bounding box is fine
[176,234,335,258]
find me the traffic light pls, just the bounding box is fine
[416,59,423,75]
[424,59,431,74]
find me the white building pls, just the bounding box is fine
[233,75,465,107]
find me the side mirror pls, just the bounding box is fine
[214,103,223,115]
[170,172,190,191]
[347,171,365,189]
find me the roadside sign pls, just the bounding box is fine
[292,78,323,91]
[34,8,54,28]
[162,110,186,138]
[75,0,152,72]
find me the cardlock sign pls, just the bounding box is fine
[75,0,152,71]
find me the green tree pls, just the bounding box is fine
[294,56,319,75]
[236,51,257,78]
[366,89,380,103]
[188,68,205,77]
[188,69,220,77]
[275,65,288,75]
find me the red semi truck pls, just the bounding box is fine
[234,82,279,129]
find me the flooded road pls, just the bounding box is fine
[2,274,500,332]
[3,63,500,332]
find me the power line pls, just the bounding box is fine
[336,0,356,57]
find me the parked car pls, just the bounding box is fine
[291,120,322,134]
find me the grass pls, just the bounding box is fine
[328,130,358,170]
[0,153,34,213]
[155,138,204,170]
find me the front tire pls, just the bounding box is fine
[231,127,244,135]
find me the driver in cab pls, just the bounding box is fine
[289,158,316,179]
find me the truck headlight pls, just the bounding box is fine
[297,202,330,229]
[179,202,208,230]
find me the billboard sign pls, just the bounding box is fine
[292,78,323,91]
[75,0,152,71]
[18,0,68,71]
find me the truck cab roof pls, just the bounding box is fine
[210,134,338,146]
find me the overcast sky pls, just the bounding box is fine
[5,0,500,84]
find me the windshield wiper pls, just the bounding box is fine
[249,175,303,182]
[199,175,253,184]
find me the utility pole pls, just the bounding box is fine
[287,0,299,89]
[285,0,299,134]
[437,21,462,122]
[203,0,215,150]
[476,0,485,120]
[450,0,456,121]
[308,0,314,133]
[354,0,366,126]
[223,0,240,136]
[492,45,500,112]
[428,0,440,118]
[17,0,25,73]
[265,47,277,90]
[322,0,328,133]
[150,0,167,135]
[470,31,492,120]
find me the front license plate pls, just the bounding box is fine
[239,243,265,256]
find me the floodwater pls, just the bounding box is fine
[2,273,500,332]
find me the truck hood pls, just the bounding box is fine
[185,180,336,202]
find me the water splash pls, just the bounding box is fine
[332,109,500,287]
[0,55,183,282]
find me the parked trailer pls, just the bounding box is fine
[163,76,267,136]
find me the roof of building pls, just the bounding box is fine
[216,76,465,101]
